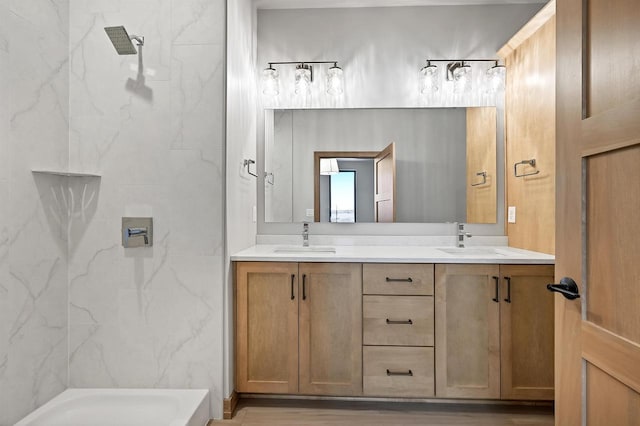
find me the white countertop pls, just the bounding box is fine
[231,245,555,264]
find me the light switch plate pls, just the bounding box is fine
[508,206,516,223]
[306,209,314,217]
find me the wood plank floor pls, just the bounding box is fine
[215,399,554,425]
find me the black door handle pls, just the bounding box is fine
[547,277,580,300]
[291,274,295,300]
[492,276,500,303]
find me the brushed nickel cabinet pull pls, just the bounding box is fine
[385,277,413,283]
[386,319,413,325]
[386,369,413,376]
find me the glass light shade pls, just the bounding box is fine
[320,158,340,175]
[295,66,312,95]
[419,64,439,94]
[262,67,279,96]
[487,64,506,92]
[326,66,344,95]
[453,63,472,93]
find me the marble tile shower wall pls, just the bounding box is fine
[0,1,70,425]
[67,0,226,418]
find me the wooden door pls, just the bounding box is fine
[557,0,640,423]
[235,262,299,394]
[499,265,554,400]
[374,142,396,222]
[298,263,362,395]
[435,264,501,398]
[466,107,497,224]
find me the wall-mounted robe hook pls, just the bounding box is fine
[265,172,274,185]
[243,159,257,178]
[514,159,540,178]
[471,171,487,187]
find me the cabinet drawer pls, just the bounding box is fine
[363,346,435,397]
[363,296,434,346]
[363,264,434,296]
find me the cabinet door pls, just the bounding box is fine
[235,262,299,394]
[500,265,554,400]
[299,263,362,395]
[435,264,501,398]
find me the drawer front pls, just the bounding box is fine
[363,346,435,397]
[363,296,434,346]
[363,264,434,296]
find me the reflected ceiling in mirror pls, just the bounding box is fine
[263,107,497,224]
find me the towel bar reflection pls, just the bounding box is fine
[471,171,487,186]
[243,159,257,178]
[265,172,274,185]
[514,159,540,178]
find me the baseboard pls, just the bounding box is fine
[223,390,239,419]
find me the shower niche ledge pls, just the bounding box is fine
[32,169,102,178]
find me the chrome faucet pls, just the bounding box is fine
[302,222,309,247]
[457,223,472,248]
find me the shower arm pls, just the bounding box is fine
[130,35,145,46]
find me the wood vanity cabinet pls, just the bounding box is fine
[235,261,362,396]
[435,264,554,400]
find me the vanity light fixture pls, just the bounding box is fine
[420,59,506,94]
[419,60,439,94]
[262,61,343,97]
[320,158,340,175]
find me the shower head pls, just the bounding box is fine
[104,26,144,55]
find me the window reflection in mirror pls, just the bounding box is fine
[326,169,357,223]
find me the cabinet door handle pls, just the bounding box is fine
[492,276,500,303]
[302,274,307,300]
[504,276,512,303]
[290,274,295,300]
[386,319,413,325]
[386,369,413,376]
[386,277,413,283]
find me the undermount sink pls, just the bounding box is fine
[273,246,336,254]
[437,247,506,256]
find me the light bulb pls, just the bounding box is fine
[453,62,472,93]
[487,63,506,92]
[326,65,343,95]
[295,64,312,96]
[419,63,438,94]
[262,66,279,96]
